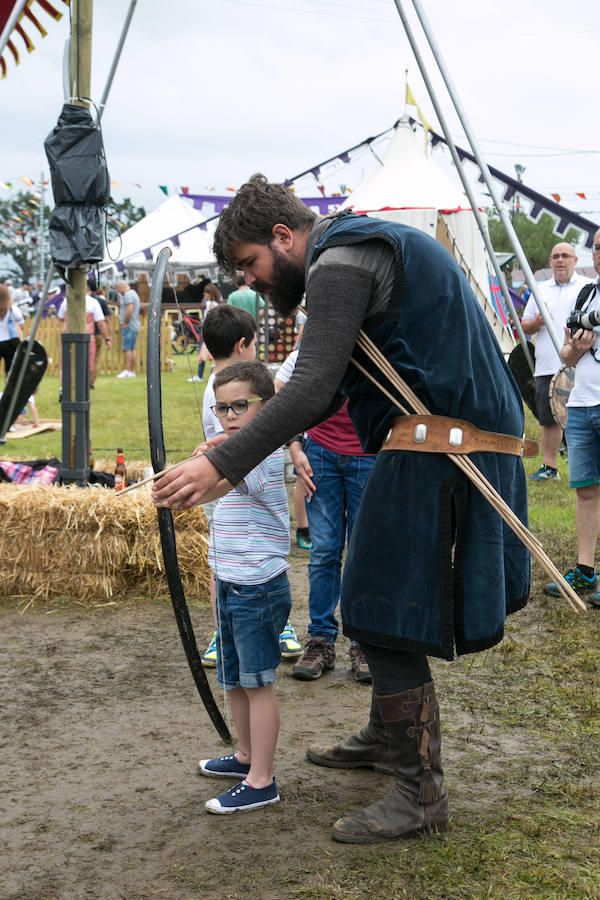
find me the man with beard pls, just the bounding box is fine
[152,174,530,843]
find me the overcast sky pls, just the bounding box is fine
[2,0,599,261]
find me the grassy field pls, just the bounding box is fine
[2,364,207,465]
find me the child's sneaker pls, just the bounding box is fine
[543,565,598,598]
[296,528,312,550]
[201,631,218,667]
[279,621,302,659]
[205,778,280,814]
[198,754,251,778]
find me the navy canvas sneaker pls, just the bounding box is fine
[198,754,251,778]
[543,566,598,598]
[205,778,280,814]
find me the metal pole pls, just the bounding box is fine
[39,171,46,282]
[391,0,534,373]
[97,0,137,123]
[0,0,27,57]
[0,263,54,442]
[403,0,562,362]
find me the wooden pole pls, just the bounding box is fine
[63,0,93,478]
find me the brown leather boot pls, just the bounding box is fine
[306,690,393,774]
[331,681,449,843]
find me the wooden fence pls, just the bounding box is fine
[25,314,174,377]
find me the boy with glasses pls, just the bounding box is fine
[198,305,301,665]
[198,361,291,813]
[522,242,591,480]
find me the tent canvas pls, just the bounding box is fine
[342,116,515,355]
[102,194,218,283]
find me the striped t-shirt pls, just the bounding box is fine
[208,447,290,585]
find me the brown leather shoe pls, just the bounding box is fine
[349,643,372,684]
[291,637,335,680]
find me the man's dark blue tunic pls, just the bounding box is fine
[310,214,530,660]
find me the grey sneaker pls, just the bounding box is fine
[349,643,372,685]
[292,637,335,680]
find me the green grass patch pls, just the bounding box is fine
[2,366,208,463]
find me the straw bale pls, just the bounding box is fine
[0,483,211,604]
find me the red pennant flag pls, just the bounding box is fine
[576,192,586,199]
[226,187,236,192]
[181,186,189,194]
[317,185,326,197]
[551,193,561,203]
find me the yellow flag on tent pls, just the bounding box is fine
[405,83,431,150]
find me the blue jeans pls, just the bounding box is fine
[303,437,376,642]
[565,404,600,488]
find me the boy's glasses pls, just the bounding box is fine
[211,398,264,418]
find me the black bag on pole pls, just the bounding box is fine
[44,103,110,271]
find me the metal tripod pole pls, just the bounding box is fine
[400,0,562,363]
[392,0,535,373]
[97,0,138,123]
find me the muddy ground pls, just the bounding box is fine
[2,536,598,900]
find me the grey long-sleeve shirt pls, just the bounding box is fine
[206,218,395,486]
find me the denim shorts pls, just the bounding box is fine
[565,404,600,487]
[216,572,292,690]
[121,326,138,352]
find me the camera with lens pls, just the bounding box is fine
[566,307,600,336]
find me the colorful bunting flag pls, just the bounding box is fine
[181,186,189,194]
[576,192,586,199]
[551,193,561,203]
[19,175,33,186]
[110,180,119,189]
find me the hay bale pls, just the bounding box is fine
[0,483,211,604]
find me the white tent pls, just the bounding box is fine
[342,116,515,354]
[102,195,219,284]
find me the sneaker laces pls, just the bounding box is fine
[301,638,328,661]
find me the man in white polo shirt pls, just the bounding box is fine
[522,242,591,480]
[544,228,600,605]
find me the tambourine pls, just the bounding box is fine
[548,366,575,429]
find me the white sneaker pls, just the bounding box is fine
[188,375,202,382]
[116,370,128,378]
[126,371,136,378]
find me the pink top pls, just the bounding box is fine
[308,401,374,457]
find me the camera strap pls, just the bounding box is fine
[574,282,600,363]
